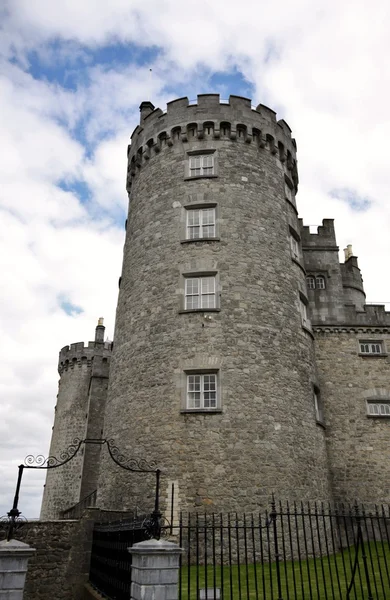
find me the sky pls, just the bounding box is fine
[1,0,390,519]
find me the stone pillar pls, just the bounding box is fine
[129,539,182,600]
[0,538,35,599]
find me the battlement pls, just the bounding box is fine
[300,219,338,248]
[58,341,112,374]
[127,94,298,193]
[331,304,390,327]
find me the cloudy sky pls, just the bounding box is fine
[1,0,390,518]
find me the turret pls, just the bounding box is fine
[40,320,112,519]
[340,246,366,310]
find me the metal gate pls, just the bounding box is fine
[89,516,149,600]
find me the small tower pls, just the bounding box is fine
[40,320,112,519]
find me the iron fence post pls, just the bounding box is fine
[270,496,284,600]
[357,507,374,600]
[6,465,24,541]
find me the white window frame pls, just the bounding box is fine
[316,275,326,289]
[187,373,218,409]
[314,390,324,423]
[290,235,300,261]
[367,401,390,417]
[299,298,308,327]
[185,276,216,310]
[189,154,214,177]
[307,276,315,290]
[359,341,383,354]
[186,207,216,239]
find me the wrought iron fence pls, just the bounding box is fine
[178,501,390,600]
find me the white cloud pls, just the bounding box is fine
[1,0,390,518]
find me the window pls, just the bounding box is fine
[367,401,390,417]
[186,208,216,239]
[360,341,383,354]
[187,373,217,409]
[299,298,308,327]
[316,275,326,289]
[314,390,324,423]
[290,235,300,261]
[307,276,315,290]
[185,277,216,310]
[189,154,214,177]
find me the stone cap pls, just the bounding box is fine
[129,539,183,555]
[0,538,36,556]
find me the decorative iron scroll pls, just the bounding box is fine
[106,439,157,473]
[6,438,161,542]
[142,513,170,540]
[24,438,83,469]
[0,513,27,542]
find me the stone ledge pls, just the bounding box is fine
[181,237,220,244]
[178,308,221,314]
[184,175,219,181]
[180,409,222,415]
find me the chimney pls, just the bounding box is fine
[343,245,353,261]
[95,318,105,343]
[139,101,155,124]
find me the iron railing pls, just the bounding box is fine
[178,501,390,600]
[60,489,97,519]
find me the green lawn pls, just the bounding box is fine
[179,542,390,599]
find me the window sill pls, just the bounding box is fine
[181,237,220,244]
[179,308,221,314]
[301,324,314,340]
[367,414,390,419]
[292,256,306,275]
[181,409,222,415]
[184,175,219,181]
[359,353,388,358]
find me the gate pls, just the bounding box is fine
[89,515,150,600]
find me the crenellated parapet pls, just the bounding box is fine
[300,219,338,249]
[126,94,298,193]
[58,322,112,375]
[58,341,112,374]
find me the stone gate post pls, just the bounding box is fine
[0,538,36,599]
[129,539,182,600]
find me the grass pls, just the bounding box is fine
[179,542,390,599]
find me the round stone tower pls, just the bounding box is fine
[97,94,332,514]
[40,320,112,519]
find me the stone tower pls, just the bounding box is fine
[97,94,332,514]
[40,320,112,519]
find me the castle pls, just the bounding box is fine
[41,94,390,521]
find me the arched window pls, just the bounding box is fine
[237,124,247,139]
[220,122,231,137]
[307,276,315,290]
[278,141,286,162]
[171,127,181,141]
[203,121,214,136]
[187,123,198,138]
[252,128,261,145]
[316,275,326,289]
[158,132,167,147]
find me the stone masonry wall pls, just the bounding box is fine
[314,329,390,505]
[97,95,332,514]
[0,517,94,600]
